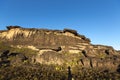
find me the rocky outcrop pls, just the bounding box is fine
[0,26,90,46]
[0,50,28,66]
[6,26,21,30]
[0,26,120,72]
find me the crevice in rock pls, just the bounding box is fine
[116,64,120,73]
[80,59,84,65]
[39,46,62,52]
[105,49,109,55]
[89,58,93,68]
[82,50,87,57]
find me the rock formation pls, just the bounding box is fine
[0,26,120,72]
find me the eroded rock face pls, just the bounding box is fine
[0,26,120,72]
[0,26,90,47]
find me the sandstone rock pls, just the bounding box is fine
[68,50,81,54]
[35,51,64,65]
[0,26,120,72]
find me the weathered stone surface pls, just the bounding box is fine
[36,51,64,65]
[0,50,28,66]
[0,26,120,72]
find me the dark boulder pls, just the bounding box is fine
[6,26,21,30]
[63,28,78,36]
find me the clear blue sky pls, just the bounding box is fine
[0,0,120,50]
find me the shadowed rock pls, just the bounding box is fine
[63,28,78,36]
[6,26,21,30]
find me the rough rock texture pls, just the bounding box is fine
[0,50,28,66]
[0,26,120,72]
[0,26,90,46]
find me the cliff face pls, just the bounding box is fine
[0,26,120,72]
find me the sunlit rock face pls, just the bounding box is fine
[0,26,90,46]
[0,26,120,72]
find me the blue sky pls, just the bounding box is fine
[0,0,120,50]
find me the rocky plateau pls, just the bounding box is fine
[0,26,120,79]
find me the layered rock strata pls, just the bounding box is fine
[0,26,120,72]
